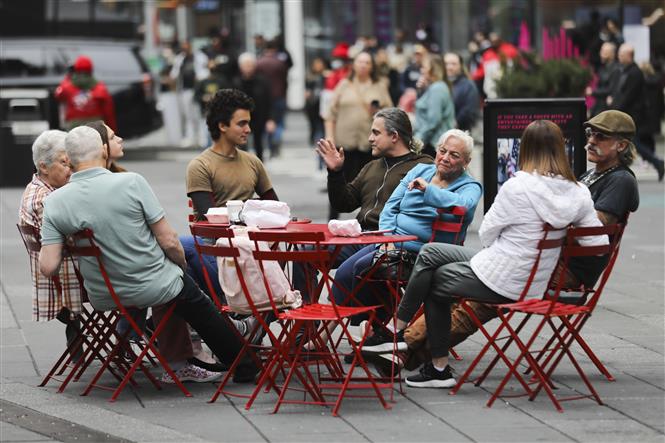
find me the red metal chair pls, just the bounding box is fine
[65,228,191,402]
[354,206,468,364]
[17,224,127,393]
[244,229,391,416]
[449,224,566,399]
[188,224,280,404]
[480,223,625,411]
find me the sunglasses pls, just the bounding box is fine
[585,127,614,141]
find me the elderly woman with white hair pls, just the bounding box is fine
[19,130,81,338]
[331,129,482,322]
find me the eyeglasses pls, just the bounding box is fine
[585,127,614,141]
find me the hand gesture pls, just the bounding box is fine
[407,177,428,192]
[315,139,345,172]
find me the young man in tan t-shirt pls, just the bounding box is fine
[182,88,278,300]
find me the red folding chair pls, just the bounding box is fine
[17,224,120,392]
[449,224,566,399]
[245,229,391,416]
[354,206,468,364]
[66,228,192,401]
[479,223,625,411]
[188,224,280,404]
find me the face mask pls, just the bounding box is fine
[331,59,344,70]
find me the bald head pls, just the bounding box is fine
[599,42,616,63]
[618,44,634,65]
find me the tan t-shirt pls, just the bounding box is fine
[186,148,273,217]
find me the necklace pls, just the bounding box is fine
[580,164,620,187]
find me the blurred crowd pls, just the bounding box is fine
[157,27,292,160]
[150,17,663,179]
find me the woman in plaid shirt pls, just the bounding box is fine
[19,130,82,326]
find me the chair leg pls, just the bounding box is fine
[487,314,563,412]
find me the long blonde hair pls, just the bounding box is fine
[518,120,576,182]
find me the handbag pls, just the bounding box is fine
[217,227,302,315]
[362,248,417,281]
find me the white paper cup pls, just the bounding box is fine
[226,200,244,223]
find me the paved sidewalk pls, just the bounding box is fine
[1,113,663,442]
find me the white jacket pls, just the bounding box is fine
[470,171,607,300]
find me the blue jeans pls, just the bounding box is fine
[331,244,392,325]
[180,235,224,302]
[267,98,286,156]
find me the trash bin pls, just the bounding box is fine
[0,90,50,187]
[0,126,36,187]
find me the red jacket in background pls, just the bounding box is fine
[55,75,117,131]
[472,42,519,82]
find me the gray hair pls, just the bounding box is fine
[65,126,103,167]
[31,130,67,169]
[436,129,474,160]
[619,139,637,166]
[374,107,423,153]
[238,52,256,65]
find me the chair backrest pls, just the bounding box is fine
[17,223,87,300]
[188,199,195,223]
[429,206,467,245]
[17,223,41,253]
[550,222,625,310]
[247,230,332,306]
[515,223,567,301]
[65,229,138,320]
[189,224,239,310]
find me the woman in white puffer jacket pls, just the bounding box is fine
[362,119,608,389]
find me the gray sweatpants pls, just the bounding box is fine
[396,243,510,358]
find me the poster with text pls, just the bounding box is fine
[483,98,587,211]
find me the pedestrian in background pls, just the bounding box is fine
[414,54,455,158]
[609,44,664,180]
[304,56,327,152]
[444,52,480,132]
[585,42,620,117]
[170,40,208,147]
[234,52,274,161]
[256,39,289,159]
[54,56,116,131]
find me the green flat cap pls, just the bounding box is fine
[584,110,636,136]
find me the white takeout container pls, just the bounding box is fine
[205,207,229,224]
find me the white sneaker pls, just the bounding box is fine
[348,320,371,345]
[160,363,222,384]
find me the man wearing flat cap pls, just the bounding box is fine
[386,110,640,375]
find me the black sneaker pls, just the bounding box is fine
[405,362,456,388]
[361,329,407,354]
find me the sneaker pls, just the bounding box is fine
[405,362,456,389]
[361,328,407,354]
[348,320,371,345]
[160,363,223,384]
[187,356,228,373]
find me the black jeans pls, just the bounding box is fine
[397,243,510,359]
[159,273,243,365]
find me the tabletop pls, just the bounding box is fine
[247,222,417,246]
